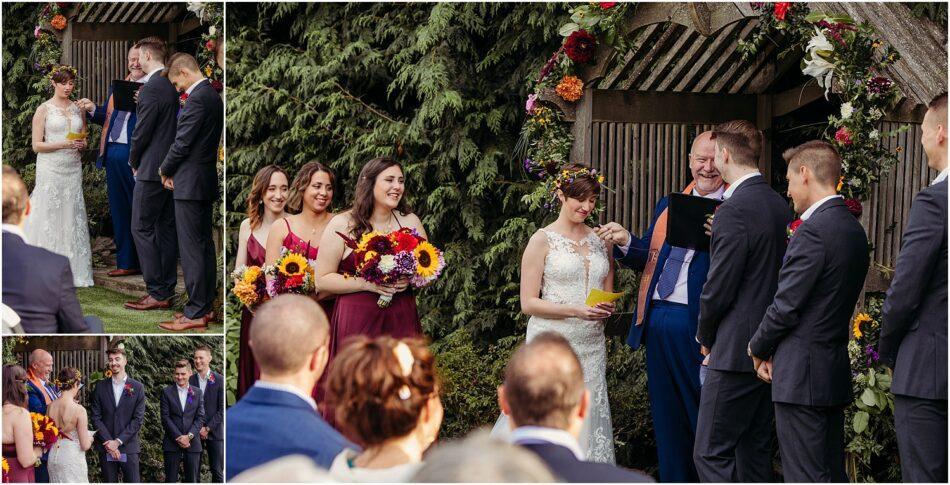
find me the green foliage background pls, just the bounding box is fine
[225,1,657,473]
[3,336,224,483]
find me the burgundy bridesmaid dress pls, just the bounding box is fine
[3,443,36,483]
[236,234,266,401]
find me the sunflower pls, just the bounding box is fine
[277,253,309,277]
[104,370,113,378]
[357,232,380,253]
[3,456,10,474]
[852,312,872,339]
[414,241,442,278]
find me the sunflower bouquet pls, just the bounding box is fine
[265,250,316,297]
[230,265,268,309]
[337,227,446,308]
[3,457,9,482]
[30,412,59,450]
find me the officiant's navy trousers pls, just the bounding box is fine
[644,301,703,482]
[104,143,139,270]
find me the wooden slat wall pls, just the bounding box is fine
[14,350,105,405]
[66,40,133,106]
[866,122,937,271]
[590,121,715,234]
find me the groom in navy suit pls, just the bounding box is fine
[878,92,948,482]
[90,347,146,483]
[595,131,723,482]
[226,295,356,479]
[160,360,205,483]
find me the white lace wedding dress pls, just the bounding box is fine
[24,102,94,287]
[492,228,616,464]
[47,429,89,483]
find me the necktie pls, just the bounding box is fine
[656,247,688,298]
[109,110,128,142]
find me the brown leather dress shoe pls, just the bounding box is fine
[125,294,150,307]
[124,296,171,311]
[158,314,213,332]
[173,311,215,321]
[108,268,141,277]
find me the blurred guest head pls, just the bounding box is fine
[134,36,167,72]
[327,336,442,459]
[249,294,330,395]
[193,345,213,374]
[689,131,723,194]
[498,332,589,438]
[28,349,53,381]
[2,364,29,408]
[230,455,334,483]
[351,157,410,238]
[711,120,762,183]
[555,163,602,224]
[922,92,948,171]
[412,430,557,482]
[166,52,202,92]
[127,46,143,80]
[106,347,128,377]
[2,165,30,226]
[247,165,289,229]
[287,161,334,215]
[783,140,841,213]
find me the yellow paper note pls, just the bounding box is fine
[585,288,624,307]
[65,132,86,140]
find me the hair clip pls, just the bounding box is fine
[393,341,414,401]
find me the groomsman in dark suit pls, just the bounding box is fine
[749,140,869,481]
[126,36,179,312]
[693,120,790,482]
[160,360,205,483]
[878,92,948,483]
[90,347,146,483]
[595,131,724,482]
[190,345,224,482]
[157,53,223,332]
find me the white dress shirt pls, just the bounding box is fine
[933,167,949,185]
[1,223,27,243]
[195,370,210,393]
[177,384,190,411]
[112,375,128,407]
[618,185,725,305]
[253,381,317,410]
[800,195,843,221]
[723,171,762,199]
[139,65,165,84]
[509,426,585,460]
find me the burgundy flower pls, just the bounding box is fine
[564,30,598,64]
[866,76,893,94]
[834,127,853,146]
[845,198,863,218]
[597,2,617,8]
[210,79,223,92]
[787,218,803,240]
[205,39,216,52]
[773,2,791,21]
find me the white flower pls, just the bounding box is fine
[869,129,880,140]
[209,25,217,36]
[803,28,836,98]
[840,102,854,119]
[187,2,207,21]
[378,254,396,273]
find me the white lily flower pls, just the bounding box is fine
[840,102,854,119]
[209,25,217,36]
[803,28,837,98]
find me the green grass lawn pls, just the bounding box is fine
[76,286,224,334]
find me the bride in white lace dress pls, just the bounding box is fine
[493,165,617,463]
[46,368,93,483]
[24,66,94,287]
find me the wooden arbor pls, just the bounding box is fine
[546,2,946,291]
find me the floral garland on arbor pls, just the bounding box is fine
[31,3,75,96]
[186,2,224,92]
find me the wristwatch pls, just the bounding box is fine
[187,433,194,440]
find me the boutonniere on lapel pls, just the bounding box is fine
[206,373,216,386]
[124,383,134,396]
[179,92,188,107]
[786,218,803,241]
[186,387,196,405]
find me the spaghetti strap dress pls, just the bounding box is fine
[236,234,266,401]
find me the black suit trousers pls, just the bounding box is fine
[100,451,141,483]
[894,394,948,482]
[164,450,201,483]
[132,181,178,300]
[174,199,216,319]
[774,402,846,482]
[202,439,224,483]
[693,369,773,482]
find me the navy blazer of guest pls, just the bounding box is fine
[160,384,205,452]
[225,385,357,479]
[87,85,138,169]
[90,377,146,454]
[190,371,224,440]
[520,442,654,483]
[615,196,712,350]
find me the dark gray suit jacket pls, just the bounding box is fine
[160,384,205,452]
[129,69,179,182]
[90,377,146,454]
[1,231,88,333]
[189,371,224,440]
[879,179,947,400]
[697,175,792,372]
[159,80,223,201]
[750,197,869,406]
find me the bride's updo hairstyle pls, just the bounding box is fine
[553,162,605,202]
[326,336,438,445]
[286,161,334,215]
[54,367,82,392]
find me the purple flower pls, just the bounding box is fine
[525,93,538,115]
[866,76,893,94]
[34,26,41,39]
[865,344,880,366]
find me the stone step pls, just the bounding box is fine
[92,267,185,297]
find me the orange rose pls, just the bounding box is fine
[555,75,584,102]
[51,14,67,31]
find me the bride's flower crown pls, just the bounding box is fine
[46,65,77,84]
[53,370,82,390]
[551,167,606,194]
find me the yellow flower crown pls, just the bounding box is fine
[53,370,82,389]
[550,166,606,194]
[47,65,78,84]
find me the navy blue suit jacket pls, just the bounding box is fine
[90,377,146,454]
[614,196,711,350]
[190,371,224,440]
[226,386,356,479]
[160,384,205,452]
[520,442,654,482]
[26,380,58,416]
[88,85,138,169]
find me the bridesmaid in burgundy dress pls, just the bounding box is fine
[316,157,427,425]
[265,161,337,400]
[2,365,40,483]
[234,165,289,401]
